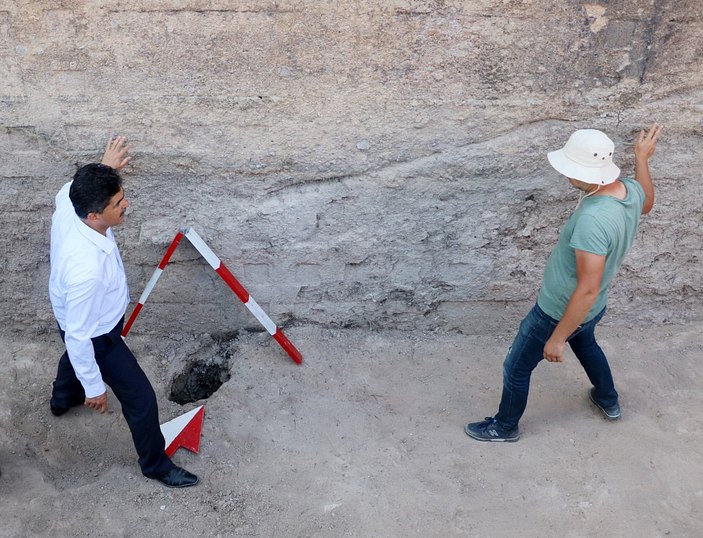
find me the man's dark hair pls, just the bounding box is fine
[69,163,122,219]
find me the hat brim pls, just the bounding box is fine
[548,150,620,185]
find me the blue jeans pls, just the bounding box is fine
[494,303,617,430]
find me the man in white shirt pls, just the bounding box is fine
[49,137,198,488]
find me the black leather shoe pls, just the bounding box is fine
[50,397,83,417]
[149,466,199,488]
[50,403,71,416]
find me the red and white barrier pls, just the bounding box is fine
[183,227,302,365]
[122,226,303,365]
[122,230,185,337]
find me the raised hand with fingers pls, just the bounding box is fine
[101,135,132,171]
[634,123,662,162]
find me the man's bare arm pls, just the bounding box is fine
[543,250,605,363]
[634,123,662,215]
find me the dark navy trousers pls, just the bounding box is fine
[51,318,175,477]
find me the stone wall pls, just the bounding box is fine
[1,0,701,336]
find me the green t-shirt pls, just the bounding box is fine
[537,177,645,322]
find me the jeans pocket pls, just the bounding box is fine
[520,308,558,343]
[567,324,585,339]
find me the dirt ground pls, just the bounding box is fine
[1,321,702,537]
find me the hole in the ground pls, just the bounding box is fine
[169,361,231,404]
[168,333,237,404]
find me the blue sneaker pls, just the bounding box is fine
[589,389,621,420]
[464,417,520,442]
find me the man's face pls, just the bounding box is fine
[93,187,129,229]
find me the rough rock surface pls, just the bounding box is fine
[1,1,702,536]
[1,0,702,334]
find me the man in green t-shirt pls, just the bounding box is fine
[466,124,662,442]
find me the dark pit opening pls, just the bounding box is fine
[168,333,237,404]
[169,361,231,404]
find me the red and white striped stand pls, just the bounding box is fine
[122,227,303,365]
[182,227,302,365]
[122,229,185,337]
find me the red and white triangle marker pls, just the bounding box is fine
[160,405,205,457]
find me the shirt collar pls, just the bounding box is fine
[73,212,116,254]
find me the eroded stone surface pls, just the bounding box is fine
[1,1,701,335]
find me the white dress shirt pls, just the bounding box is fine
[49,181,130,398]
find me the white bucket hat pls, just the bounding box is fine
[547,129,620,185]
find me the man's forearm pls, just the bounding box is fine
[633,123,661,215]
[552,288,598,342]
[635,155,655,214]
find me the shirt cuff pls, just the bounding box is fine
[82,381,107,399]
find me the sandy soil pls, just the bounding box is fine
[1,322,702,537]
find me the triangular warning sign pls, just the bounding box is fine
[160,405,205,457]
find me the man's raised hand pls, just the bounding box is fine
[101,135,132,171]
[635,123,662,162]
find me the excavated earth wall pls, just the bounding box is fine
[1,0,702,337]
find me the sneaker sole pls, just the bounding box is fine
[589,391,621,420]
[464,423,520,442]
